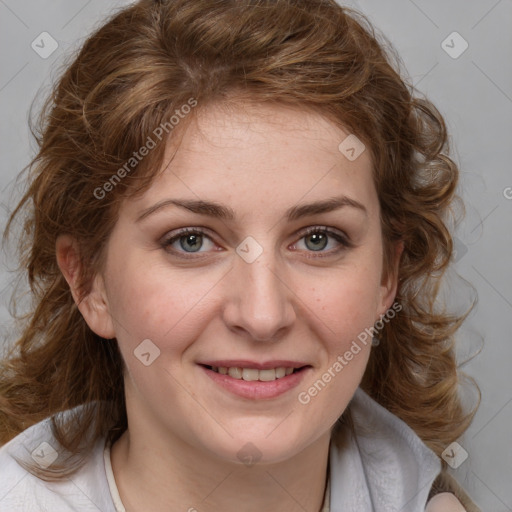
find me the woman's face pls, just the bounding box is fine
[85,102,398,464]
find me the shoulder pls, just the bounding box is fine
[428,471,482,512]
[0,407,115,512]
[426,492,467,511]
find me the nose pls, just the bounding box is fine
[221,249,296,342]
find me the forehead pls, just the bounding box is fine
[122,101,377,221]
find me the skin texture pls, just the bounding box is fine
[425,492,467,511]
[57,102,408,511]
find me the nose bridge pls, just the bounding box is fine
[222,240,295,341]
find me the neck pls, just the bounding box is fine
[111,426,331,512]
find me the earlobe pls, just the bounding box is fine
[55,234,116,339]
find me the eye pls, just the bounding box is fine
[161,225,352,259]
[161,227,217,257]
[291,226,352,257]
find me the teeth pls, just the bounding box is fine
[275,367,286,378]
[242,368,260,381]
[211,366,299,381]
[228,367,243,379]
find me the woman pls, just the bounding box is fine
[0,0,480,510]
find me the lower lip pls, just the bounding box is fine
[200,365,311,400]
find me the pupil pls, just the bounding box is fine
[181,234,202,252]
[306,233,327,251]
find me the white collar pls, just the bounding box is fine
[0,388,439,511]
[328,387,441,511]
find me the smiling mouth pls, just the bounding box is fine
[202,365,309,382]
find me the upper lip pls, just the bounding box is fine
[199,360,310,370]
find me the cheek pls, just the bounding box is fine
[107,257,220,341]
[303,263,382,341]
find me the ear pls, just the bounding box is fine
[55,234,116,339]
[377,240,404,317]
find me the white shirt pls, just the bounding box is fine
[0,387,441,511]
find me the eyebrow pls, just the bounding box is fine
[135,195,367,223]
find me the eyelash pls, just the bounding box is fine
[161,226,352,259]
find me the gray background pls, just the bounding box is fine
[0,1,511,510]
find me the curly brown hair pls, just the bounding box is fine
[1,0,479,505]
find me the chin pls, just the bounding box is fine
[201,428,310,467]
